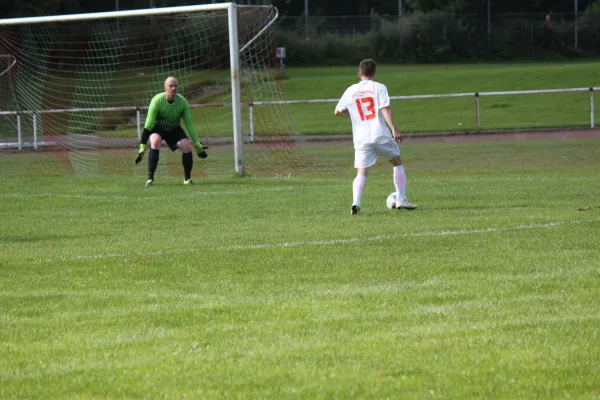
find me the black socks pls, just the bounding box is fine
[148,149,159,181]
[182,152,193,180]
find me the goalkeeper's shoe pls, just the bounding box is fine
[351,205,360,215]
[183,179,194,185]
[144,179,154,188]
[396,200,417,210]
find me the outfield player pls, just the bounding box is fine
[334,59,417,215]
[135,76,208,187]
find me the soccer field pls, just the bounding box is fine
[2,137,600,398]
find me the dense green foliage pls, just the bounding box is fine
[277,4,600,65]
[0,0,596,19]
[2,1,599,64]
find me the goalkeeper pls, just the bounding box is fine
[136,76,208,187]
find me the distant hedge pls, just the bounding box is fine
[275,7,600,65]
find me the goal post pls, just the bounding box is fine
[0,3,332,178]
[227,4,244,175]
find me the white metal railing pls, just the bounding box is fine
[0,103,226,150]
[1,87,598,149]
[249,87,598,141]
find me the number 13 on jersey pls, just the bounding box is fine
[355,97,376,121]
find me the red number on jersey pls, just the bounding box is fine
[355,97,376,121]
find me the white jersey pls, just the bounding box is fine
[335,79,392,148]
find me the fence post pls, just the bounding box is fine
[530,24,534,46]
[249,103,255,143]
[33,113,38,150]
[136,107,141,142]
[590,88,595,128]
[475,92,480,130]
[17,113,22,150]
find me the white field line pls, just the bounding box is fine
[24,218,600,264]
[222,218,600,251]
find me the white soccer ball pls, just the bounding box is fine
[386,192,397,209]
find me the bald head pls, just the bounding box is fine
[164,76,178,101]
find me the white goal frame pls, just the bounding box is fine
[0,2,275,175]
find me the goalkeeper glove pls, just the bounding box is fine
[135,143,147,164]
[194,141,208,159]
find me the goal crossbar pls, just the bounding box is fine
[1,3,332,179]
[0,2,282,176]
[0,3,239,26]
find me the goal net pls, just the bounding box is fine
[0,3,333,178]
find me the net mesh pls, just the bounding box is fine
[0,5,333,178]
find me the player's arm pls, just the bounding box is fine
[378,84,403,142]
[142,96,159,143]
[381,106,403,143]
[334,88,351,116]
[135,96,158,163]
[135,128,152,164]
[182,102,208,158]
[181,103,200,144]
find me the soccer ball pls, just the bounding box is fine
[386,192,397,209]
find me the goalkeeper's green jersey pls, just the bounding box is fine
[144,93,199,143]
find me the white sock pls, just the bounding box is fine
[352,174,366,206]
[393,165,407,202]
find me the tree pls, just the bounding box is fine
[0,0,61,18]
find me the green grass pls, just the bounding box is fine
[280,61,600,134]
[4,61,599,140]
[2,138,600,398]
[110,61,600,137]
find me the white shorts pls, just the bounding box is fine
[354,140,400,169]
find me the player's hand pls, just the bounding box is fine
[194,141,208,159]
[392,129,404,143]
[135,143,146,164]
